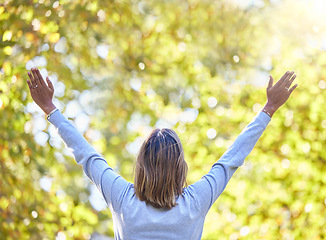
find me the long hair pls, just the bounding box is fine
[134,128,188,209]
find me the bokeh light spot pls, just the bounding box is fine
[31,210,38,218]
[56,231,66,240]
[322,120,326,128]
[139,62,145,70]
[207,97,217,108]
[45,10,51,17]
[281,144,290,155]
[233,55,240,63]
[240,226,250,236]
[304,203,313,212]
[178,42,187,52]
[318,80,325,89]
[281,159,291,169]
[207,128,217,139]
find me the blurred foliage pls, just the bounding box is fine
[1,0,326,239]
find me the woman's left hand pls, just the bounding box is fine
[27,68,56,115]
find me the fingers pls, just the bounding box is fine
[35,68,45,86]
[46,77,54,91]
[281,71,295,87]
[273,71,296,91]
[27,79,33,91]
[289,84,298,94]
[285,74,296,88]
[275,71,290,87]
[28,68,51,91]
[27,71,36,87]
[267,75,274,89]
[31,68,42,87]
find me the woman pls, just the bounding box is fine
[27,68,297,239]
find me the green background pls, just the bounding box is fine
[1,0,326,239]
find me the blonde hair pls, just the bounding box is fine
[134,128,188,209]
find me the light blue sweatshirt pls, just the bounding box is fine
[48,110,271,240]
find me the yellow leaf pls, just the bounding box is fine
[17,30,23,38]
[40,23,49,35]
[25,32,34,41]
[0,197,9,209]
[2,30,12,41]
[49,33,60,43]
[2,61,12,74]
[3,46,13,55]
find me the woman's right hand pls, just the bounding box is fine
[27,68,56,115]
[262,71,298,117]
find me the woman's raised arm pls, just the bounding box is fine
[26,68,129,210]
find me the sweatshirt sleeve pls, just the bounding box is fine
[47,110,129,211]
[190,111,271,215]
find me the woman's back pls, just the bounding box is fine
[113,183,205,240]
